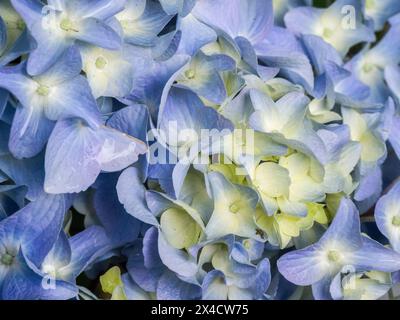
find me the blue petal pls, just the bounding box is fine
[119,0,173,46]
[0,193,71,267]
[121,273,151,299]
[10,0,42,29]
[354,165,383,203]
[160,0,196,16]
[94,174,141,247]
[312,276,333,300]
[143,227,163,269]
[375,181,400,252]
[192,0,273,46]
[127,54,189,120]
[176,52,227,104]
[0,89,8,119]
[151,30,182,61]
[43,75,101,127]
[202,270,228,300]
[319,198,362,250]
[352,236,400,273]
[65,0,126,20]
[125,227,164,292]
[0,152,45,200]
[0,30,33,66]
[2,252,77,300]
[159,87,233,139]
[61,226,110,278]
[301,34,342,75]
[258,50,314,93]
[116,167,158,226]
[9,103,54,159]
[365,22,400,66]
[157,271,201,300]
[0,16,6,54]
[158,230,198,278]
[252,258,271,298]
[107,104,149,179]
[42,231,72,270]
[176,14,217,56]
[27,20,72,76]
[385,65,400,101]
[0,64,37,108]
[74,18,121,50]
[388,113,400,160]
[277,243,326,286]
[44,119,146,194]
[365,0,400,30]
[44,119,103,194]
[284,6,322,36]
[35,45,82,85]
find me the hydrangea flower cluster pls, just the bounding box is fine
[0,0,400,301]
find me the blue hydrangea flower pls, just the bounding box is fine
[12,0,125,75]
[0,0,400,301]
[278,198,400,299]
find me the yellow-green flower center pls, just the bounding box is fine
[322,28,334,39]
[60,18,74,31]
[120,19,136,30]
[185,69,196,79]
[16,19,25,30]
[392,216,400,227]
[327,250,341,263]
[36,85,50,96]
[1,253,14,266]
[229,203,240,214]
[243,240,251,249]
[365,0,375,10]
[95,56,107,69]
[363,63,375,73]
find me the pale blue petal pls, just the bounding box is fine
[375,181,400,252]
[319,198,362,250]
[44,75,101,127]
[193,0,273,46]
[312,276,332,300]
[27,20,72,76]
[44,119,103,194]
[45,118,145,194]
[74,18,121,50]
[284,6,322,36]
[385,65,400,100]
[116,167,158,226]
[0,64,37,108]
[65,0,126,20]
[158,230,198,278]
[10,0,42,29]
[202,270,228,300]
[354,166,383,202]
[176,14,217,56]
[121,0,173,46]
[277,244,326,286]
[160,0,196,16]
[157,271,201,300]
[35,45,82,85]
[352,237,400,273]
